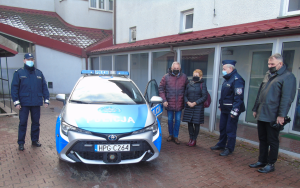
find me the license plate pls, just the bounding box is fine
[94,144,130,152]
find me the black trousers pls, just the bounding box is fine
[188,123,200,140]
[257,120,280,164]
[18,106,41,144]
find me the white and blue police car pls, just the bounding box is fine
[55,70,163,164]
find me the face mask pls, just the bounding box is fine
[26,61,34,67]
[222,70,227,76]
[192,76,200,81]
[172,70,179,75]
[269,66,277,74]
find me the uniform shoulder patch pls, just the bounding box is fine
[236,88,243,95]
[235,76,239,80]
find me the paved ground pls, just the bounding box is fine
[1,100,300,188]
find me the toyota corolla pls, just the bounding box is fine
[55,70,163,164]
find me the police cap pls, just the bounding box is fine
[24,53,34,59]
[222,60,236,66]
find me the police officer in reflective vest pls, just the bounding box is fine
[11,53,50,151]
[210,60,245,156]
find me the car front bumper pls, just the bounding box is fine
[58,130,160,164]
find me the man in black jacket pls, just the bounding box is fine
[250,53,296,173]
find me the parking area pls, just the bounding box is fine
[0,100,300,188]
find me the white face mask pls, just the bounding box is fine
[26,61,34,67]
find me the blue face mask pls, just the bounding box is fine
[222,70,227,76]
[26,61,34,67]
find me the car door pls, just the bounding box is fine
[144,79,163,122]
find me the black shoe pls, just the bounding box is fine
[219,148,232,156]
[258,164,275,173]
[19,144,24,151]
[249,161,267,168]
[210,145,225,150]
[32,141,42,147]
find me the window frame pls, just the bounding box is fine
[89,0,113,12]
[109,0,113,11]
[129,27,137,42]
[181,9,194,33]
[282,0,300,16]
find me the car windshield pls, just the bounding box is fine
[70,77,146,104]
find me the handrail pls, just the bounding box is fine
[0,56,13,113]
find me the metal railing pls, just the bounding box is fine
[0,56,13,113]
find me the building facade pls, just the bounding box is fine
[0,0,113,95]
[88,0,300,141]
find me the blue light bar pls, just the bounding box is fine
[81,70,94,74]
[95,70,110,75]
[81,70,129,76]
[116,71,129,76]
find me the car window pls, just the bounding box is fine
[70,77,146,104]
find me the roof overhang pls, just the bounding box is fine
[0,23,85,57]
[88,27,300,55]
[0,35,18,57]
[88,16,300,55]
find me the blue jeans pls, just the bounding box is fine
[167,110,182,138]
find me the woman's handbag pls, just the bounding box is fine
[200,83,211,108]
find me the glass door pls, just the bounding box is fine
[245,51,271,124]
[293,82,300,131]
[282,41,300,134]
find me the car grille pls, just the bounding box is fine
[67,140,154,162]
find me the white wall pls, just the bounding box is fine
[35,45,84,95]
[116,0,282,44]
[54,0,113,29]
[0,0,55,11]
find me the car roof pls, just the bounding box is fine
[82,75,132,81]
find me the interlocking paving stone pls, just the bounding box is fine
[0,100,300,188]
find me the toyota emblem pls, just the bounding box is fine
[108,135,117,141]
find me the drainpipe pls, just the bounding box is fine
[170,45,177,60]
[85,56,88,70]
[113,0,116,45]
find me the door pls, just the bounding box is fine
[245,51,271,124]
[144,79,163,122]
[292,81,300,132]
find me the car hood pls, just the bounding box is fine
[62,103,153,134]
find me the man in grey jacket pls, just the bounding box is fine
[250,53,296,173]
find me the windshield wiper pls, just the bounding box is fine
[89,101,135,105]
[69,100,90,104]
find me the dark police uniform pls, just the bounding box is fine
[11,58,49,146]
[217,60,245,153]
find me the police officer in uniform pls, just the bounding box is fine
[210,60,245,156]
[11,53,50,151]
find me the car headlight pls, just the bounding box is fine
[132,120,158,136]
[61,120,92,136]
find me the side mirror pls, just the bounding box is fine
[56,94,66,105]
[150,96,163,104]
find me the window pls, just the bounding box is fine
[129,27,136,42]
[115,55,128,71]
[130,53,148,91]
[109,0,113,11]
[89,0,109,10]
[283,0,300,16]
[181,9,194,32]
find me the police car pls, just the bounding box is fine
[55,70,163,164]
